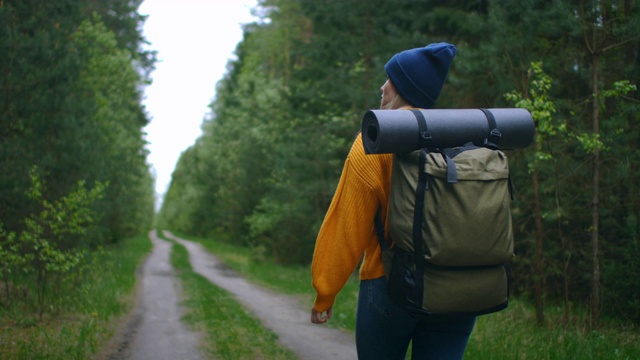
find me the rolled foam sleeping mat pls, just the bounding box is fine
[361,108,535,154]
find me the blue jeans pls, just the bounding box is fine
[356,277,476,360]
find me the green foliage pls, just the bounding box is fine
[575,132,607,154]
[0,4,156,342]
[505,62,560,135]
[576,80,639,154]
[602,80,637,100]
[0,0,155,316]
[0,1,155,246]
[70,14,155,241]
[505,61,564,172]
[1,168,105,318]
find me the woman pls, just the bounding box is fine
[310,42,476,359]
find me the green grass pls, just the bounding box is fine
[466,301,640,359]
[165,236,297,359]
[0,235,152,360]
[170,231,640,360]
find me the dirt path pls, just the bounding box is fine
[164,231,357,360]
[100,231,203,360]
[101,230,357,360]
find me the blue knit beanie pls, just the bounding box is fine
[384,42,456,109]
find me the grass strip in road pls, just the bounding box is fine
[167,238,297,360]
[0,235,152,360]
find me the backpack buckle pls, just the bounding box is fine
[484,129,501,149]
[420,131,433,147]
[489,128,502,143]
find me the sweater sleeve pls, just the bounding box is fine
[311,134,391,312]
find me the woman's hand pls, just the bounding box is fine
[311,307,332,324]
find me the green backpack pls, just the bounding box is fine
[375,109,514,317]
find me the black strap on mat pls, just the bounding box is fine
[480,108,501,149]
[410,109,432,149]
[479,108,515,200]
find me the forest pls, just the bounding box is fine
[0,0,155,316]
[157,0,639,329]
[1,0,638,339]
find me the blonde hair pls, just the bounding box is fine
[381,93,410,110]
[381,79,411,110]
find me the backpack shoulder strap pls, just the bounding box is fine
[412,148,428,263]
[374,208,389,251]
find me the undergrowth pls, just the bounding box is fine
[0,234,151,360]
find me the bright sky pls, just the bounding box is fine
[139,0,258,209]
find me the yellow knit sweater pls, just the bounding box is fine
[311,132,393,312]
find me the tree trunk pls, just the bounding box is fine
[590,54,601,330]
[554,161,571,329]
[560,219,571,329]
[532,166,545,326]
